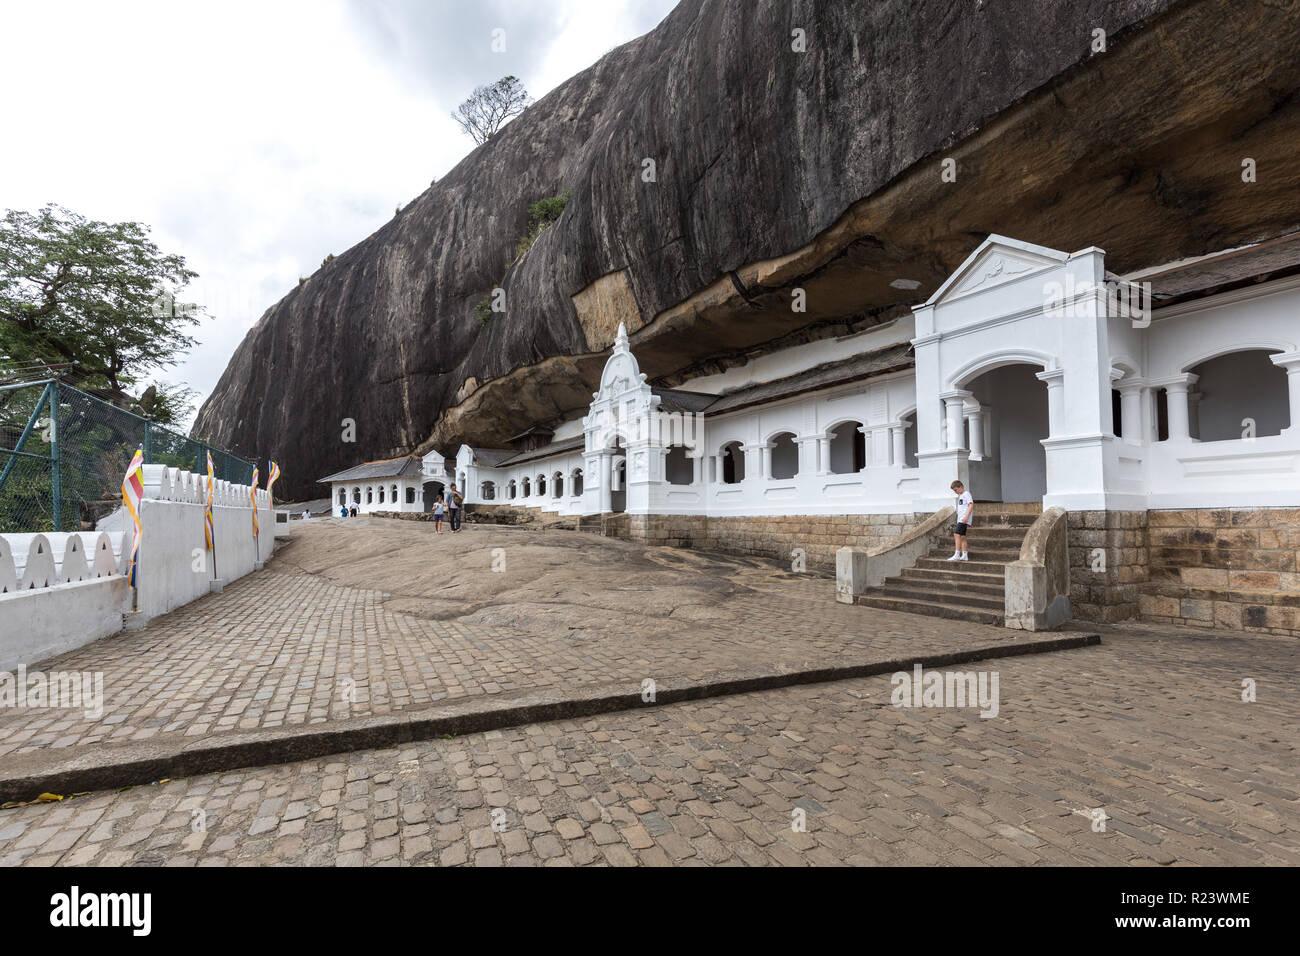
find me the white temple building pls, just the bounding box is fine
[453,234,1300,519]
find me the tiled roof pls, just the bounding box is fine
[318,455,424,483]
[677,343,914,417]
[493,436,587,468]
[471,448,517,467]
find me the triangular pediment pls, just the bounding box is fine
[925,236,1069,306]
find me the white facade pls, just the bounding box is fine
[448,234,1299,518]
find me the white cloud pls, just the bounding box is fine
[0,0,676,426]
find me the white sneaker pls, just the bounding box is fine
[958,553,969,561]
[946,553,961,561]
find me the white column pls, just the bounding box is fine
[599,453,612,512]
[691,453,703,485]
[1117,382,1145,445]
[797,436,819,476]
[1035,370,1066,439]
[759,443,772,480]
[939,390,971,450]
[1272,352,1300,432]
[890,422,907,467]
[1157,373,1198,441]
[966,405,984,460]
[816,436,830,476]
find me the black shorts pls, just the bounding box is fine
[955,522,969,536]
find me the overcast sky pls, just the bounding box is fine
[0,0,677,424]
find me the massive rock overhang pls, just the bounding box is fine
[424,0,1300,456]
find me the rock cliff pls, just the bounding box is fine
[194,0,1300,500]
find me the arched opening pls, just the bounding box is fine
[552,472,563,498]
[571,468,584,496]
[611,458,627,513]
[720,441,745,484]
[665,445,693,485]
[406,486,416,505]
[900,411,918,468]
[337,489,347,506]
[378,486,385,504]
[422,480,445,512]
[366,486,374,504]
[352,488,361,505]
[963,363,1049,502]
[827,421,865,474]
[537,474,546,496]
[480,480,496,500]
[522,477,531,497]
[391,484,397,504]
[769,432,798,480]
[1188,350,1289,441]
[507,479,517,500]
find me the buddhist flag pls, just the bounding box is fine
[250,466,260,538]
[121,444,144,589]
[267,460,281,509]
[204,451,216,551]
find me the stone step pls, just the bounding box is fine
[972,513,1039,525]
[959,527,1031,539]
[878,583,1005,609]
[915,557,1013,574]
[853,593,1005,627]
[926,548,1022,562]
[899,566,1007,587]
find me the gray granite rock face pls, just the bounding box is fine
[196,0,1269,500]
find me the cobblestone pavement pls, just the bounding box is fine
[1,623,1295,866]
[0,519,1037,762]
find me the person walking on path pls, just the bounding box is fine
[447,482,464,533]
[947,479,974,561]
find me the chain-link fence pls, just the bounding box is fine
[0,378,255,533]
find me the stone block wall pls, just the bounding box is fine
[1067,510,1149,624]
[1141,507,1300,635]
[619,512,924,571]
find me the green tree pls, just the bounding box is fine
[0,204,203,404]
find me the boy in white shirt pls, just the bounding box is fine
[948,480,974,561]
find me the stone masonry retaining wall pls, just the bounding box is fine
[1141,507,1300,636]
[619,513,925,572]
[1067,510,1149,625]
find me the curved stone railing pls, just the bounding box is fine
[1004,505,1071,631]
[835,506,955,603]
[0,530,128,594]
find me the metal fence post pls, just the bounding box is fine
[49,380,61,532]
[144,420,151,463]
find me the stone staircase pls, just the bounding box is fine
[853,506,1041,626]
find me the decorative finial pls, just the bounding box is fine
[614,322,629,352]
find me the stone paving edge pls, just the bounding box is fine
[0,633,1100,804]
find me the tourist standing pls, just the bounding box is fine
[447,482,463,533]
[948,480,974,561]
[433,494,446,533]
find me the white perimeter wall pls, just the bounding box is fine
[0,464,275,669]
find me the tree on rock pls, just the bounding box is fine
[452,76,532,145]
